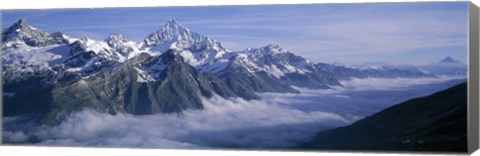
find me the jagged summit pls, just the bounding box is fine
[2,18,464,128]
[18,18,27,23]
[140,19,223,50]
[243,44,289,55]
[141,19,195,48]
[105,33,137,57]
[140,19,228,66]
[50,31,71,44]
[265,44,281,48]
[9,19,31,30]
[261,44,288,54]
[106,33,125,40]
[80,36,92,41]
[164,19,184,29]
[160,19,194,40]
[3,19,41,34]
[105,33,130,45]
[1,18,63,48]
[2,19,35,33]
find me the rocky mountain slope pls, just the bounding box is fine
[2,19,463,125]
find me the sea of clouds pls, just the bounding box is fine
[2,77,466,149]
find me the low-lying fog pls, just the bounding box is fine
[3,77,466,149]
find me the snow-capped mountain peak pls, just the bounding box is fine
[244,44,289,55]
[141,19,226,51]
[105,33,126,42]
[105,33,139,57]
[218,44,317,80]
[261,44,288,54]
[9,19,31,30]
[140,19,228,67]
[1,19,61,48]
[80,36,92,42]
[68,36,128,63]
[141,19,194,49]
[164,19,186,31]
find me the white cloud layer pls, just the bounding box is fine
[2,77,466,149]
[2,96,350,149]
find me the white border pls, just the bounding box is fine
[0,0,478,156]
[0,0,472,9]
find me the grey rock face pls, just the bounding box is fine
[1,19,62,48]
[214,44,342,92]
[3,49,257,125]
[105,33,135,56]
[2,19,449,126]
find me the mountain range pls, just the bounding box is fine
[1,19,467,124]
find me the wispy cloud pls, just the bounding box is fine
[200,7,467,61]
[2,2,468,64]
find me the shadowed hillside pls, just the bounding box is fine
[301,82,467,152]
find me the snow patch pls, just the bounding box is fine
[133,67,156,83]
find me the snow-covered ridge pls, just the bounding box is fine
[105,34,135,57]
[1,19,466,84]
[1,20,130,80]
[140,19,224,51]
[2,19,309,77]
[1,19,64,49]
[140,19,229,67]
[2,44,69,82]
[214,44,315,78]
[1,19,228,81]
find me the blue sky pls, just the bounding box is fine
[1,2,469,65]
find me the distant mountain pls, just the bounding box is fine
[1,19,460,125]
[315,56,468,80]
[301,82,467,152]
[418,57,467,76]
[315,62,433,80]
[353,61,392,70]
[439,56,457,63]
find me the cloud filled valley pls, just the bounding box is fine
[0,15,469,150]
[2,77,466,149]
